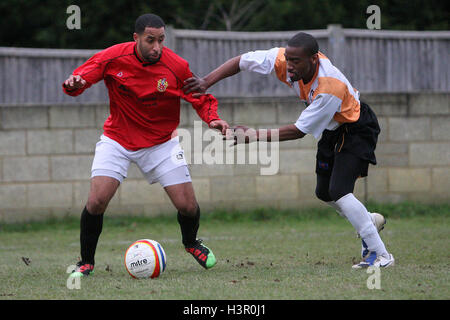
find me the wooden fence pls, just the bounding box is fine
[0,25,448,105]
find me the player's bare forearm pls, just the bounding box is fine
[257,124,305,142]
[183,56,241,95]
[203,55,242,89]
[231,124,305,145]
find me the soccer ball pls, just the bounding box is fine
[124,239,167,279]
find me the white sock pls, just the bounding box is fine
[335,193,388,257]
[326,201,346,218]
[328,201,378,226]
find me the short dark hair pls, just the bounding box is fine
[287,32,319,56]
[135,14,165,34]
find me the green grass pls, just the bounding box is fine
[0,203,449,300]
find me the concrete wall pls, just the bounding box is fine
[0,93,448,222]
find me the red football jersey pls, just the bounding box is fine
[63,42,221,150]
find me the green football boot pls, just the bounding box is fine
[185,239,216,269]
[70,261,94,278]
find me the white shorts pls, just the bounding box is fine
[91,135,191,187]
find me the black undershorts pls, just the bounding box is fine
[315,101,380,178]
[314,102,380,202]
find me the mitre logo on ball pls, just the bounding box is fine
[124,239,167,279]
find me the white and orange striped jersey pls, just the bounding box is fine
[239,47,360,139]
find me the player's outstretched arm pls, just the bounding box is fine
[273,124,306,141]
[62,47,111,96]
[229,124,305,145]
[183,55,241,97]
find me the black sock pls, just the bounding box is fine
[80,206,104,265]
[177,207,200,247]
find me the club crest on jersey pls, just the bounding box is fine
[157,78,168,92]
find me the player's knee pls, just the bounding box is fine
[86,196,109,215]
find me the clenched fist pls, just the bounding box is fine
[63,75,86,90]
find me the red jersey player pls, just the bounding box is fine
[64,14,229,277]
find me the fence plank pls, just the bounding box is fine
[0,27,448,105]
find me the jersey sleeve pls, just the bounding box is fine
[238,47,280,74]
[239,47,291,87]
[181,64,221,124]
[294,94,342,139]
[62,49,108,96]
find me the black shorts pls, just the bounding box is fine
[315,102,380,178]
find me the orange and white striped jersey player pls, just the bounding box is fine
[183,32,394,269]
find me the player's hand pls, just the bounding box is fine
[226,125,258,145]
[183,75,208,98]
[209,119,230,135]
[63,75,86,90]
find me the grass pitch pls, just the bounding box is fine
[0,202,449,300]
